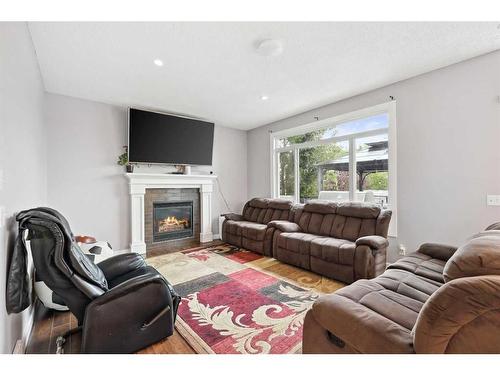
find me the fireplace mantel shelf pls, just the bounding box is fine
[125,172,217,254]
[126,172,217,178]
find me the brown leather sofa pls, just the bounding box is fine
[269,200,392,283]
[221,198,293,256]
[303,225,500,354]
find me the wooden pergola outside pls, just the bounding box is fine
[316,141,388,191]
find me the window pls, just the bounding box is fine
[299,141,350,203]
[278,150,295,200]
[271,102,397,236]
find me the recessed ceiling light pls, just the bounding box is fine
[153,59,164,67]
[261,95,269,101]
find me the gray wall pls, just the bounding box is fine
[248,51,500,260]
[45,93,247,250]
[0,23,47,353]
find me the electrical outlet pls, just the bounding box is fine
[398,244,406,256]
[487,195,500,206]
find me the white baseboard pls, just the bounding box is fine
[213,234,221,240]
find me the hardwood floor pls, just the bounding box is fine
[25,240,224,354]
[26,300,196,354]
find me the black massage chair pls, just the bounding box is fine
[12,207,180,353]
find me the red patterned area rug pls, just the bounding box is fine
[147,243,344,354]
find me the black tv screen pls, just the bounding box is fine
[128,108,214,165]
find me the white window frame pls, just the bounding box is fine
[270,101,397,237]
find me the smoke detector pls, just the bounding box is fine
[255,39,284,57]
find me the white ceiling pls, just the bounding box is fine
[29,22,500,130]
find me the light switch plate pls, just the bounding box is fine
[487,195,500,206]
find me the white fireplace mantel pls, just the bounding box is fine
[125,173,217,254]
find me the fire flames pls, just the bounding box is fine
[158,216,190,232]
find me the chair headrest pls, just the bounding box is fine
[302,200,381,218]
[247,198,292,210]
[303,200,337,214]
[336,202,381,219]
[17,208,108,297]
[248,198,269,208]
[268,199,293,210]
[444,230,500,282]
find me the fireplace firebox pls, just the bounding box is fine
[153,201,194,242]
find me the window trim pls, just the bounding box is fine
[269,101,397,237]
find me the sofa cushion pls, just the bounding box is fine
[375,269,443,303]
[332,268,441,330]
[242,198,292,224]
[311,279,416,353]
[303,200,337,214]
[277,232,320,255]
[336,202,381,219]
[224,220,247,236]
[388,252,446,283]
[265,208,291,223]
[239,222,267,241]
[268,199,293,210]
[292,201,389,242]
[443,230,500,282]
[310,237,355,265]
[248,198,269,208]
[225,220,267,240]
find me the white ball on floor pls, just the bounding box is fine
[34,276,69,311]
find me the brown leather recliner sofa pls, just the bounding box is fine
[269,200,392,283]
[222,198,391,284]
[303,225,500,354]
[221,198,293,256]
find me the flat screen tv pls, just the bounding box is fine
[128,108,214,165]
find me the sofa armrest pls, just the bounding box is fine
[485,222,500,231]
[417,243,457,262]
[413,275,500,353]
[222,213,243,221]
[82,273,177,353]
[97,253,146,281]
[354,236,388,280]
[268,220,301,232]
[356,235,388,250]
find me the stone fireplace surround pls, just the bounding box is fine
[125,173,217,254]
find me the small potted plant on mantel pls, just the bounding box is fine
[117,146,134,173]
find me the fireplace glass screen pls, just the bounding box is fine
[153,201,193,242]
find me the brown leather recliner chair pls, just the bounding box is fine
[269,200,392,283]
[11,207,180,354]
[303,225,500,354]
[221,198,293,256]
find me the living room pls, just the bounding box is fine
[1,0,500,371]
